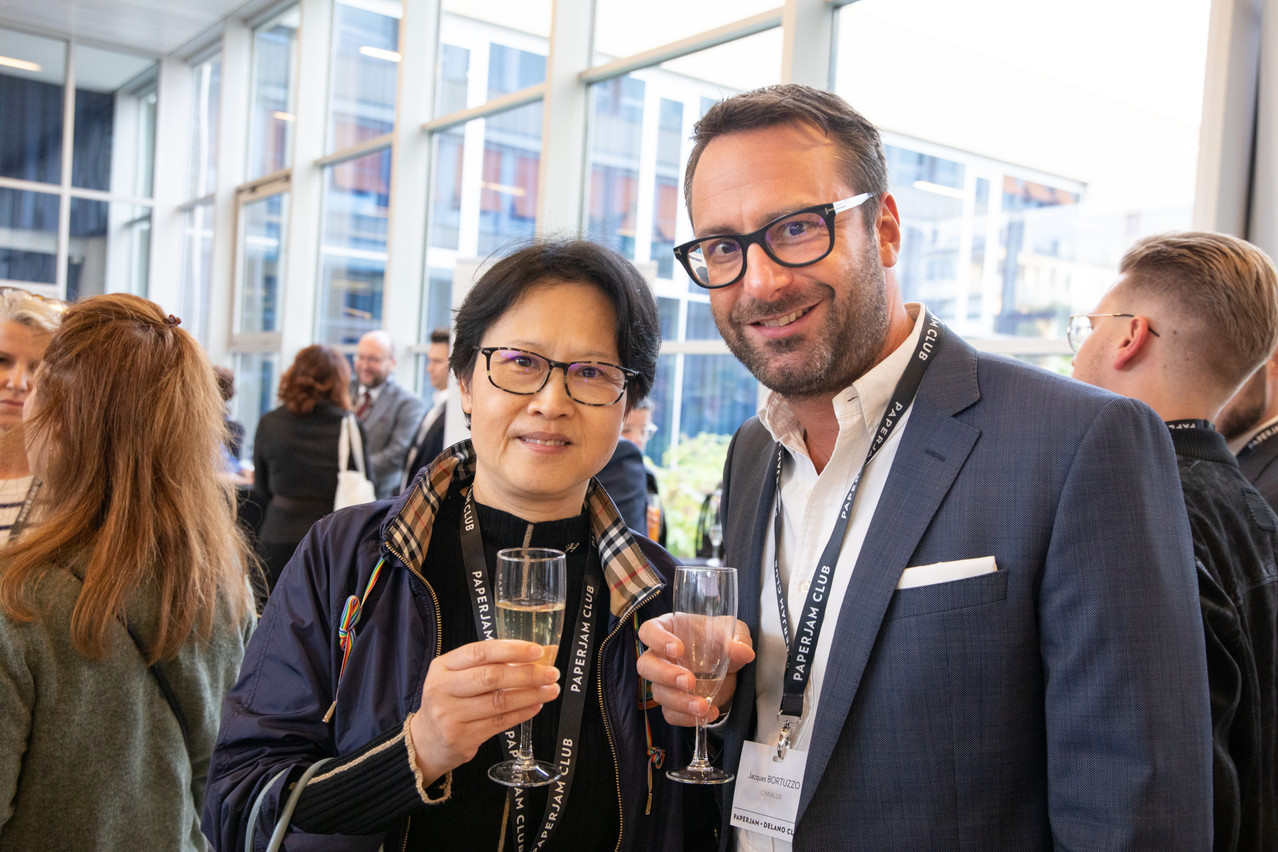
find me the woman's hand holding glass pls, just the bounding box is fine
[408,639,561,787]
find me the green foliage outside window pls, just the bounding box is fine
[653,432,731,559]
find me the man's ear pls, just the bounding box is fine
[1112,315,1156,370]
[877,193,902,269]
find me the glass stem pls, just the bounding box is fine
[515,719,535,768]
[689,714,711,770]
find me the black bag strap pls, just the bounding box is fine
[123,621,192,753]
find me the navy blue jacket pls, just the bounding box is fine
[203,443,705,851]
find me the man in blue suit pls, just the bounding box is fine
[637,84,1212,850]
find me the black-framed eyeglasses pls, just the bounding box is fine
[476,346,638,406]
[1067,313,1160,353]
[672,192,874,289]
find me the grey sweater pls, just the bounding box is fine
[0,562,253,850]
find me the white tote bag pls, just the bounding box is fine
[334,414,376,510]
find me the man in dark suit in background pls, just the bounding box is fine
[400,327,451,492]
[1219,348,1278,512]
[353,329,425,499]
[637,84,1211,851]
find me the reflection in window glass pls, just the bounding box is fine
[72,44,157,195]
[248,8,299,180]
[584,28,780,284]
[238,193,288,333]
[329,0,401,153]
[181,202,216,344]
[316,148,393,346]
[0,188,59,285]
[232,352,279,459]
[0,29,66,184]
[680,353,756,439]
[189,56,221,199]
[427,101,541,260]
[436,2,549,115]
[836,0,1210,342]
[593,0,777,64]
[66,198,151,301]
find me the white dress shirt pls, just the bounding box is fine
[736,304,927,852]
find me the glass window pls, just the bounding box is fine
[435,1,550,115]
[0,188,59,285]
[315,147,393,346]
[71,44,157,196]
[189,55,221,199]
[181,202,216,344]
[232,351,280,459]
[0,29,67,185]
[593,0,778,64]
[585,28,782,274]
[238,192,288,333]
[329,0,401,153]
[427,101,541,260]
[835,0,1211,343]
[66,198,151,301]
[248,7,299,180]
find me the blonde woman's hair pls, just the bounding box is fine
[0,287,64,335]
[0,294,253,661]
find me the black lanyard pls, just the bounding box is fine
[460,489,600,852]
[1239,422,1278,460]
[771,312,943,757]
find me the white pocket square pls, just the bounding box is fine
[896,556,998,590]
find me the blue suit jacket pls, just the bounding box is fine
[718,330,1212,850]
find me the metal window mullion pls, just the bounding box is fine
[56,41,76,297]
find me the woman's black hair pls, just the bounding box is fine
[450,239,661,406]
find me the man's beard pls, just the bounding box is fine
[1218,368,1268,440]
[713,252,890,400]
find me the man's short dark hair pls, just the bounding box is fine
[684,84,889,230]
[429,327,449,346]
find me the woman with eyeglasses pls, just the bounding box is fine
[205,240,709,851]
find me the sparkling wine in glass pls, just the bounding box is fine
[666,564,737,784]
[488,547,566,788]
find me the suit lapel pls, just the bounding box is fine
[795,332,982,820]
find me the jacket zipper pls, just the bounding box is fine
[598,586,662,852]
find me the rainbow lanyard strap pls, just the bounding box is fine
[322,556,386,724]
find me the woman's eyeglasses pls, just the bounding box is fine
[475,347,637,406]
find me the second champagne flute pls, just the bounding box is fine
[487,547,566,788]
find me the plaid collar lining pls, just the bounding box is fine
[384,440,664,617]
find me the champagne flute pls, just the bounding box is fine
[666,564,737,784]
[487,547,567,787]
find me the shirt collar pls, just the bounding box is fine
[758,302,927,457]
[382,439,664,618]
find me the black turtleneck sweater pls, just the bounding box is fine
[403,487,619,850]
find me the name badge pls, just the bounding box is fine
[730,740,805,841]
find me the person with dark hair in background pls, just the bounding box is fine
[637,84,1210,851]
[0,294,255,850]
[1071,230,1278,851]
[214,365,246,465]
[251,344,370,598]
[205,240,708,851]
[401,326,452,492]
[622,399,667,546]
